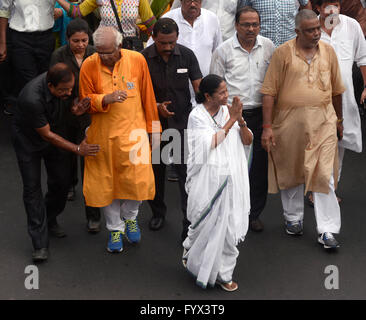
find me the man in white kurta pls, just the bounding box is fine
[318,2,366,182]
[171,0,241,41]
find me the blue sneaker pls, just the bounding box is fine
[124,219,141,243]
[107,231,123,253]
[285,220,303,235]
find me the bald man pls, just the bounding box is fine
[261,10,345,250]
[171,0,241,40]
[79,26,161,254]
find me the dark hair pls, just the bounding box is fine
[235,6,261,24]
[195,74,225,104]
[66,18,90,39]
[316,0,341,6]
[47,63,74,87]
[152,17,179,37]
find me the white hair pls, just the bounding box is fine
[92,26,123,48]
[295,9,318,29]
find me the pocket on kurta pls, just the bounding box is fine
[318,70,331,91]
[125,80,138,98]
[338,40,353,61]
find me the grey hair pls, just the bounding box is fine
[92,26,123,48]
[295,9,318,29]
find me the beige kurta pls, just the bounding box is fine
[79,50,161,207]
[261,39,345,194]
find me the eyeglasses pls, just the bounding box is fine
[182,0,201,4]
[96,48,118,57]
[237,22,260,29]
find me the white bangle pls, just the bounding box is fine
[77,145,81,153]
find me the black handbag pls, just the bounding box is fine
[109,0,144,52]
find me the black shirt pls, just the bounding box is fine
[13,73,73,152]
[142,43,202,130]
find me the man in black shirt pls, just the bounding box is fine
[12,63,100,262]
[142,18,202,240]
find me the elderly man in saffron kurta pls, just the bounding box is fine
[79,26,160,253]
[261,10,345,250]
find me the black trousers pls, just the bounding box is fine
[243,108,268,221]
[80,156,101,222]
[12,125,72,250]
[148,129,189,236]
[0,27,16,106]
[9,28,55,94]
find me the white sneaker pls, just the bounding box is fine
[318,232,340,249]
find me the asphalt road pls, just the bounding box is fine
[1,106,366,301]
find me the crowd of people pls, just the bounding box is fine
[1,0,366,293]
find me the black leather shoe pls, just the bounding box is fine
[249,219,264,232]
[87,220,101,233]
[149,216,165,231]
[48,222,66,238]
[32,248,48,262]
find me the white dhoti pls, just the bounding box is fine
[281,176,341,234]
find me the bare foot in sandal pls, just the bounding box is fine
[217,281,238,292]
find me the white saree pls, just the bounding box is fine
[183,104,251,288]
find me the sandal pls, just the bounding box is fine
[216,280,238,292]
[182,248,188,268]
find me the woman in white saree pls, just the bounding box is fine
[183,75,253,292]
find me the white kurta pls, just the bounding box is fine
[320,14,366,153]
[171,0,240,41]
[183,104,251,288]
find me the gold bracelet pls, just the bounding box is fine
[337,118,344,123]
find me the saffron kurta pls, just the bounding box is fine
[79,49,161,207]
[261,39,345,194]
